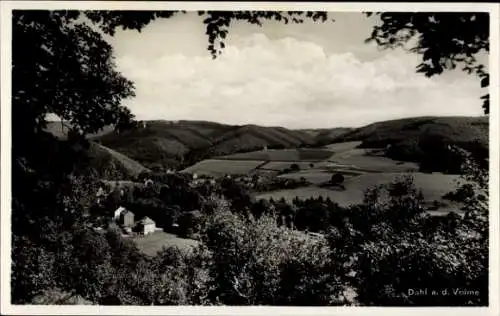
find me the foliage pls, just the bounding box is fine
[365,12,489,114]
[332,116,488,174]
[327,163,488,306]
[177,210,204,239]
[199,210,342,305]
[290,163,301,172]
[331,173,345,184]
[87,10,330,59]
[13,10,135,138]
[11,9,490,307]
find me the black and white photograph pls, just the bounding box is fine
[1,1,499,315]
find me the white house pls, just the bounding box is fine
[144,179,154,188]
[114,206,127,220]
[137,217,156,235]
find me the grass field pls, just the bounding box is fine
[256,172,463,209]
[260,161,317,171]
[328,148,419,173]
[219,148,333,161]
[133,231,200,257]
[324,141,362,152]
[278,170,337,185]
[183,159,265,176]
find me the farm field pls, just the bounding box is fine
[324,141,362,152]
[186,143,420,177]
[182,159,265,176]
[327,148,419,173]
[278,170,340,185]
[182,140,468,216]
[133,231,200,257]
[218,148,333,161]
[256,172,463,210]
[260,161,317,171]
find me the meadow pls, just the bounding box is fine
[182,159,266,176]
[185,141,464,214]
[256,172,462,212]
[218,148,333,161]
[133,231,200,257]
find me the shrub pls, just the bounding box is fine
[329,162,488,306]
[290,163,300,172]
[177,210,204,238]
[199,210,343,305]
[330,173,345,185]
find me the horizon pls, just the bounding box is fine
[46,113,488,131]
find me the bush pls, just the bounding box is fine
[330,173,345,185]
[177,210,204,238]
[290,163,300,172]
[199,210,343,305]
[328,167,488,306]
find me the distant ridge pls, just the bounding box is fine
[44,116,488,173]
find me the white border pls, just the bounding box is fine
[1,2,499,316]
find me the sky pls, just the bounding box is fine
[107,12,486,129]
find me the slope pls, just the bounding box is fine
[84,142,150,180]
[327,116,489,173]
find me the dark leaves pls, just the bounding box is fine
[365,12,489,114]
[13,10,136,137]
[481,94,490,115]
[480,74,489,88]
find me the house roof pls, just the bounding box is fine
[121,209,134,216]
[138,216,155,225]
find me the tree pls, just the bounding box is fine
[11,9,491,306]
[331,173,345,185]
[290,163,301,172]
[365,12,489,114]
[13,10,136,140]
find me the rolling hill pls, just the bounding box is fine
[83,142,150,180]
[93,121,318,170]
[329,116,488,147]
[44,121,115,140]
[46,116,489,174]
[310,128,354,146]
[327,116,489,173]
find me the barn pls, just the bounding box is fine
[137,217,156,235]
[119,210,135,227]
[114,206,127,220]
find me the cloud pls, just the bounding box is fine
[115,33,484,128]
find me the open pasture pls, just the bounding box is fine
[133,231,200,257]
[328,148,419,173]
[278,170,337,185]
[260,161,317,171]
[218,148,333,162]
[182,159,265,176]
[256,172,462,209]
[324,141,362,152]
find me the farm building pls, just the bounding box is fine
[119,210,135,227]
[137,217,156,235]
[96,187,106,205]
[114,206,127,220]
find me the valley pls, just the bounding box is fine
[45,115,487,256]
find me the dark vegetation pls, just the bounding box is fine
[14,140,489,306]
[329,116,489,174]
[12,10,489,307]
[46,116,489,175]
[98,122,319,171]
